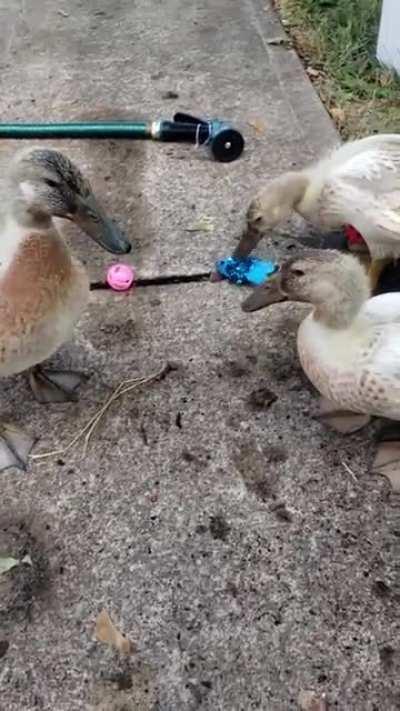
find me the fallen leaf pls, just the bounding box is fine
[298,689,328,711]
[266,36,292,47]
[95,609,133,655]
[186,217,214,233]
[0,556,20,576]
[330,106,346,125]
[248,117,267,136]
[306,67,320,79]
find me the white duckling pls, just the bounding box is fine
[242,249,400,489]
[0,147,131,471]
[234,134,400,291]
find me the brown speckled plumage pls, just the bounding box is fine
[0,146,130,471]
[0,230,88,375]
[0,146,127,378]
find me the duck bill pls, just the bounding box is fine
[73,193,131,255]
[233,225,263,259]
[241,273,287,312]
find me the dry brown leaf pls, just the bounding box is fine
[95,609,133,655]
[306,66,320,79]
[330,106,346,125]
[248,118,267,136]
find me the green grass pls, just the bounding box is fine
[278,0,400,137]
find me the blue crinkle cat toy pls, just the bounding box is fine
[215,256,278,286]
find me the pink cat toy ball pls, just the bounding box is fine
[106,264,135,291]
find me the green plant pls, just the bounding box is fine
[279,0,400,137]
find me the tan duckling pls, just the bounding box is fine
[234,134,400,292]
[242,249,400,488]
[0,147,131,471]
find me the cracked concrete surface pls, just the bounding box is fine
[1,1,400,710]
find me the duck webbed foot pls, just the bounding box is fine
[315,396,371,434]
[29,365,88,404]
[0,422,36,472]
[372,422,400,492]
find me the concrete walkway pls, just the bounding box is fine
[1,1,399,710]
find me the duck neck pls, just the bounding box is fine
[0,186,58,275]
[280,171,310,209]
[9,196,53,231]
[1,172,54,232]
[313,275,370,330]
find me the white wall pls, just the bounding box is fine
[377,0,400,74]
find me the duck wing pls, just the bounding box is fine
[357,294,400,385]
[361,292,400,325]
[323,144,400,248]
[359,323,400,383]
[352,310,400,411]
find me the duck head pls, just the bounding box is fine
[242,249,370,329]
[233,172,309,259]
[11,148,131,255]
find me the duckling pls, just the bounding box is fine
[0,147,131,471]
[242,249,400,489]
[234,134,400,292]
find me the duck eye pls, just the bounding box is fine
[292,268,304,277]
[44,178,60,189]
